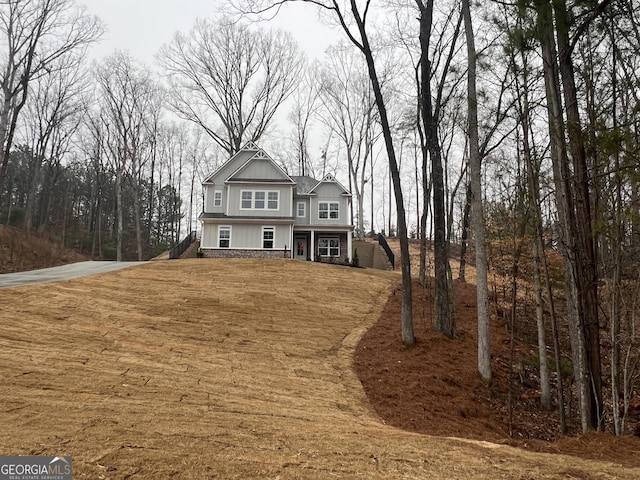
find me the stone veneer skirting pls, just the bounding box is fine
[201,248,290,259]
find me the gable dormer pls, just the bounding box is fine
[309,174,352,197]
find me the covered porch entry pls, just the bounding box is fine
[292,228,353,263]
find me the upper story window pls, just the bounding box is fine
[297,202,306,218]
[268,192,278,209]
[241,191,252,209]
[255,191,265,209]
[319,202,339,219]
[241,190,279,210]
[218,226,231,248]
[214,191,222,207]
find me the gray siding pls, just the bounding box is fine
[204,184,227,213]
[293,198,310,225]
[227,184,293,217]
[206,150,254,185]
[235,159,288,180]
[310,183,350,226]
[201,223,291,250]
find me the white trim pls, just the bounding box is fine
[318,201,340,220]
[240,189,280,210]
[262,226,275,249]
[296,201,306,218]
[226,149,295,184]
[213,190,222,207]
[218,225,232,248]
[318,236,340,257]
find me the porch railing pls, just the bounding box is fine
[169,231,197,259]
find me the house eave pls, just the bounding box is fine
[199,213,295,224]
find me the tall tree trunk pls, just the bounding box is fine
[463,0,489,379]
[350,0,414,345]
[115,167,123,262]
[458,183,471,283]
[554,0,603,430]
[418,0,454,338]
[535,0,590,430]
[516,50,551,409]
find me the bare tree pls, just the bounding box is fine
[288,60,321,177]
[0,0,102,206]
[462,0,490,383]
[318,45,381,241]
[158,17,303,156]
[96,51,157,261]
[21,55,88,231]
[414,0,458,339]
[235,0,415,346]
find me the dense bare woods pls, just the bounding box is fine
[1,0,639,435]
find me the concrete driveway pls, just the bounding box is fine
[0,261,142,289]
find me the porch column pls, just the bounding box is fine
[290,224,294,259]
[347,232,352,262]
[310,229,315,261]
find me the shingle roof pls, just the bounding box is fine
[290,175,319,194]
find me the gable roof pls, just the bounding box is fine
[227,148,294,184]
[202,142,259,184]
[202,142,294,185]
[309,174,352,196]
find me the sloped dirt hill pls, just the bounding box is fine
[0,225,87,274]
[1,259,638,479]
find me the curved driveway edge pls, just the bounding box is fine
[0,261,142,289]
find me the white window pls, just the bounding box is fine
[319,202,339,219]
[318,237,340,257]
[218,226,231,248]
[241,191,252,209]
[240,190,279,210]
[262,227,274,249]
[214,191,222,207]
[297,202,306,218]
[268,192,279,209]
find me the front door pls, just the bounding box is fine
[294,237,307,260]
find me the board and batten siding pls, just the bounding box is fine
[234,158,287,181]
[201,223,290,250]
[293,198,310,225]
[204,184,227,213]
[227,184,293,217]
[310,183,350,226]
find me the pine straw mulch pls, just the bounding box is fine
[355,277,640,469]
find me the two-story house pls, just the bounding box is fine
[199,142,353,262]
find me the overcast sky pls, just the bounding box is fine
[79,0,335,64]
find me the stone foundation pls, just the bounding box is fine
[201,248,291,259]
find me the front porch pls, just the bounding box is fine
[292,229,352,263]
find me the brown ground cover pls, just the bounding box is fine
[1,258,639,478]
[355,278,640,468]
[0,225,87,273]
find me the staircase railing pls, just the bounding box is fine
[169,231,197,259]
[377,233,395,270]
